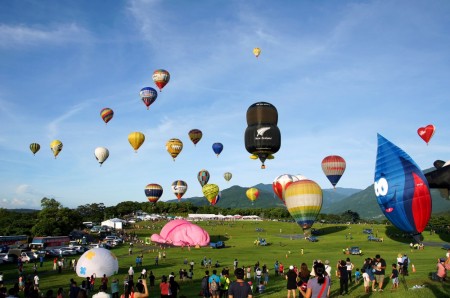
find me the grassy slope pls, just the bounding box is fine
[1,221,449,297]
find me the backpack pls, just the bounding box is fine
[201,277,208,290]
[403,258,409,267]
[210,278,218,291]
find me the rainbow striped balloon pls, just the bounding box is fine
[285,179,323,231]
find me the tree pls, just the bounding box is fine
[340,210,361,223]
[32,198,82,236]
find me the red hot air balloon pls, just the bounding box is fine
[100,108,114,124]
[417,124,435,145]
[152,69,170,91]
[321,155,346,188]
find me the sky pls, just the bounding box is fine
[1,0,449,209]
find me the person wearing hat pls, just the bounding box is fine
[228,268,252,298]
[285,265,297,298]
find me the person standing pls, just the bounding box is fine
[373,254,386,292]
[219,270,230,298]
[33,274,39,289]
[390,264,399,290]
[92,285,111,298]
[168,276,179,298]
[338,260,349,295]
[285,265,297,298]
[208,269,221,298]
[159,276,170,298]
[149,271,155,287]
[299,263,330,298]
[128,266,134,282]
[110,278,119,298]
[233,259,238,270]
[201,270,210,298]
[228,268,252,298]
[345,258,354,283]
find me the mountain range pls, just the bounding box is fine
[169,183,450,219]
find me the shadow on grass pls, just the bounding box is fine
[423,281,450,297]
[314,226,348,236]
[385,226,419,244]
[437,231,450,242]
[209,235,230,242]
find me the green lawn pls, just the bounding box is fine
[1,221,449,297]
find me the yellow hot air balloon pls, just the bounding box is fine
[30,143,40,155]
[202,184,219,205]
[246,188,259,204]
[253,47,261,58]
[128,132,145,152]
[284,179,323,232]
[166,138,183,161]
[50,140,63,159]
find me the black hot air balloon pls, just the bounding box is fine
[244,102,281,169]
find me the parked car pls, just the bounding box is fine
[306,236,318,242]
[210,241,225,249]
[350,246,362,255]
[60,247,77,255]
[0,245,9,253]
[0,253,14,264]
[20,251,38,263]
[104,236,123,243]
[367,235,382,242]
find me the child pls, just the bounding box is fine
[362,269,370,294]
[390,264,399,289]
[354,268,361,284]
[257,281,265,293]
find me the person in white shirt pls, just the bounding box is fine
[362,269,370,294]
[33,274,39,287]
[92,285,111,298]
[324,260,332,277]
[128,266,134,281]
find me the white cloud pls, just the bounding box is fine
[46,102,91,139]
[0,23,90,48]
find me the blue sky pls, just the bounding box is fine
[1,0,449,209]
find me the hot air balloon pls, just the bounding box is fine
[139,87,158,110]
[212,143,223,157]
[94,147,109,166]
[29,143,40,155]
[244,102,281,169]
[128,132,145,152]
[166,138,183,161]
[188,129,203,146]
[50,140,63,159]
[223,172,232,182]
[152,69,170,91]
[100,108,114,124]
[246,188,259,204]
[76,248,118,278]
[202,183,219,205]
[211,191,221,206]
[417,124,435,145]
[284,179,323,233]
[374,134,432,243]
[425,160,450,199]
[253,47,261,58]
[145,183,163,203]
[198,170,210,187]
[321,155,346,188]
[171,180,188,201]
[272,174,300,204]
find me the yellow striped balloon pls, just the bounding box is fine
[50,140,63,159]
[202,183,219,205]
[166,138,183,161]
[284,179,323,231]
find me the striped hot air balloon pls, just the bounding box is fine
[145,184,163,203]
[197,170,210,187]
[284,179,323,232]
[29,143,40,155]
[223,172,232,182]
[272,174,300,204]
[139,87,158,110]
[100,108,114,124]
[152,69,170,91]
[321,155,346,188]
[171,180,188,201]
[166,138,183,161]
[188,129,203,146]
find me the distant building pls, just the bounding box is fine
[101,218,125,230]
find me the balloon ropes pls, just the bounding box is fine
[244,102,281,169]
[374,134,431,243]
[417,124,435,145]
[100,108,114,124]
[128,132,145,153]
[50,140,63,159]
[30,143,40,155]
[321,155,346,188]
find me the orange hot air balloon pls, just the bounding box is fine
[128,132,145,152]
[152,69,170,91]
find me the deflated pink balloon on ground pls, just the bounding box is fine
[150,219,210,246]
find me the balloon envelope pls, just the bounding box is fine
[272,174,300,203]
[374,134,431,238]
[246,188,259,203]
[50,140,63,158]
[150,219,210,246]
[152,69,170,91]
[76,248,118,277]
[145,184,163,203]
[223,172,232,182]
[100,108,114,124]
[94,147,109,166]
[128,132,145,152]
[253,47,261,58]
[197,170,210,187]
[166,138,183,160]
[171,180,188,200]
[285,179,323,231]
[139,87,158,110]
[202,184,219,205]
[321,155,346,188]
[188,129,203,145]
[30,143,40,155]
[212,143,223,156]
[417,124,435,144]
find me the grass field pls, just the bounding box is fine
[1,221,449,297]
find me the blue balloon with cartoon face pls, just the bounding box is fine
[374,134,432,238]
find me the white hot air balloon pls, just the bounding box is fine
[94,147,110,166]
[76,248,118,277]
